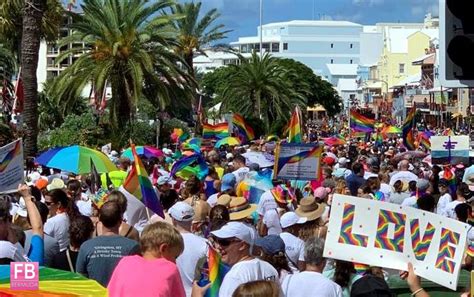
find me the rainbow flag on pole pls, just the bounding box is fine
[171,128,189,143]
[288,106,302,143]
[232,114,255,143]
[443,165,457,196]
[350,110,374,132]
[202,122,229,139]
[402,106,416,150]
[123,143,164,218]
[206,247,228,297]
[170,153,209,180]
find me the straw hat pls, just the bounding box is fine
[228,197,257,221]
[295,195,324,221]
[217,194,232,207]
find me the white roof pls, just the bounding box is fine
[394,73,421,87]
[326,64,358,76]
[363,26,378,33]
[337,78,358,91]
[386,28,439,54]
[263,20,362,28]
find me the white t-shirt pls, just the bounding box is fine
[379,183,392,201]
[443,200,464,219]
[257,190,278,216]
[401,196,417,208]
[219,258,279,297]
[389,171,418,186]
[436,193,452,216]
[280,232,305,273]
[176,232,208,297]
[44,213,70,252]
[263,209,282,235]
[281,271,343,297]
[232,167,250,184]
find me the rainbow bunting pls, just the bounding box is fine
[171,128,189,143]
[443,165,457,195]
[402,106,416,150]
[288,106,302,143]
[170,153,209,180]
[350,110,374,132]
[206,247,228,297]
[0,139,22,173]
[202,122,229,139]
[123,144,164,218]
[232,114,255,143]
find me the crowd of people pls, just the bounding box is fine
[1,130,474,297]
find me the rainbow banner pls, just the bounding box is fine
[381,125,402,134]
[170,153,209,180]
[232,114,255,143]
[202,122,229,139]
[274,143,323,181]
[205,247,229,297]
[287,106,302,143]
[402,106,416,150]
[324,194,468,290]
[123,143,164,218]
[350,110,374,132]
[0,139,23,193]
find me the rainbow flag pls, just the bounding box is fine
[202,122,229,139]
[350,110,374,132]
[443,165,457,195]
[417,131,432,150]
[0,139,22,173]
[182,138,202,153]
[206,247,228,297]
[170,153,209,180]
[382,125,402,134]
[123,144,164,218]
[374,130,383,148]
[402,106,416,150]
[171,128,189,143]
[232,114,255,143]
[288,106,302,143]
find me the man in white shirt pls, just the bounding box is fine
[211,222,279,296]
[281,237,342,297]
[279,212,307,272]
[363,157,379,179]
[232,155,250,184]
[170,202,207,297]
[389,160,418,186]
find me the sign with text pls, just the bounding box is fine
[10,262,38,290]
[0,139,23,193]
[324,194,469,290]
[431,135,469,165]
[273,143,322,181]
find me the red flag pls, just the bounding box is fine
[12,70,24,113]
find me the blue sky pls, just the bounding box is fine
[198,0,439,42]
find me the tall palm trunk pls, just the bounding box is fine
[21,0,45,157]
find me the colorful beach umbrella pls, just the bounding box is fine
[215,137,241,148]
[121,145,163,160]
[0,265,107,296]
[36,145,117,174]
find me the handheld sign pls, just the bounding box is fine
[324,194,469,290]
[431,135,469,165]
[273,143,322,181]
[0,139,24,193]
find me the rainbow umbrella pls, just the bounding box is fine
[36,145,117,174]
[323,136,346,146]
[215,137,241,148]
[121,145,163,160]
[0,265,107,296]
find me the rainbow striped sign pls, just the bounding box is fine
[324,194,468,290]
[274,143,323,181]
[0,139,23,193]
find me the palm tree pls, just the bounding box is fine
[50,0,195,131]
[171,1,230,78]
[220,52,308,131]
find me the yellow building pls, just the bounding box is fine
[376,28,437,88]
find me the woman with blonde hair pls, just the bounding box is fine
[232,280,280,297]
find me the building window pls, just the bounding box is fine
[283,43,288,50]
[331,43,334,48]
[262,43,270,53]
[350,43,353,48]
[399,63,405,74]
[331,59,334,64]
[350,59,353,64]
[271,43,279,52]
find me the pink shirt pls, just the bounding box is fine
[108,255,185,297]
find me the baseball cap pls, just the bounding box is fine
[211,222,252,244]
[280,211,307,228]
[27,172,41,185]
[350,275,394,297]
[157,176,176,186]
[168,202,194,222]
[47,178,65,191]
[221,173,236,192]
[35,178,48,190]
[338,157,349,165]
[255,235,285,255]
[416,179,430,191]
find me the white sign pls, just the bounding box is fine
[324,194,469,290]
[431,135,470,165]
[0,139,23,193]
[274,143,322,181]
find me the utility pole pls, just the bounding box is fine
[259,0,263,58]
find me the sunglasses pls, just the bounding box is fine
[44,201,55,206]
[215,238,239,247]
